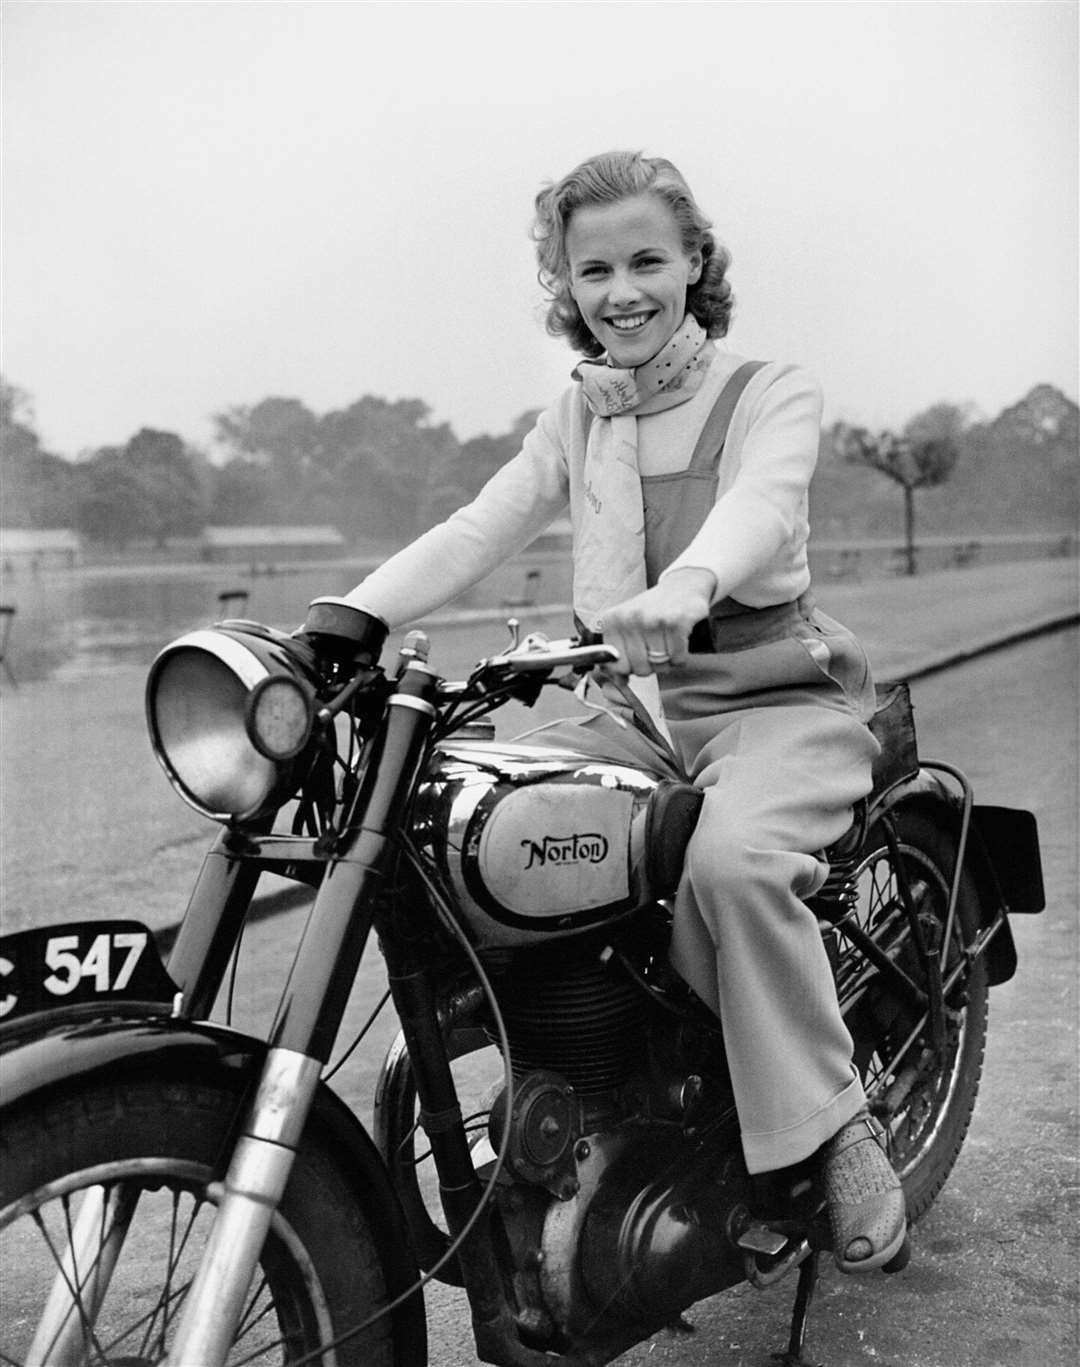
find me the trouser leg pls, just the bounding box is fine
[667,701,878,1174]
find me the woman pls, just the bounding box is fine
[334,149,906,1272]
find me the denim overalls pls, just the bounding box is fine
[542,362,881,1174]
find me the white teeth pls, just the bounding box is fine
[609,314,651,332]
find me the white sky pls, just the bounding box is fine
[3,0,1077,459]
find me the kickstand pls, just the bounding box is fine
[771,1250,822,1367]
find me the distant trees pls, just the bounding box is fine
[0,379,76,528]
[14,371,1073,568]
[1,380,206,546]
[123,429,205,543]
[1,373,546,550]
[74,429,204,546]
[214,456,274,525]
[311,396,456,539]
[211,395,528,543]
[832,404,964,574]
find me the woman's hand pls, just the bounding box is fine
[599,567,717,675]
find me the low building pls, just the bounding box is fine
[200,525,347,565]
[0,528,82,572]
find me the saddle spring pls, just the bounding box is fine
[811,799,869,926]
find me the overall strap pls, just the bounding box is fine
[685,359,768,472]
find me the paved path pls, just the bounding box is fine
[422,555,1077,683]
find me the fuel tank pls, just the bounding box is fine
[412,738,690,948]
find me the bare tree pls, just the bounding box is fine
[835,423,959,575]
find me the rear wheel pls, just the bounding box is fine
[0,1072,425,1366]
[837,806,990,1222]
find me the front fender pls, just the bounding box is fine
[0,1002,430,1361]
[0,1003,261,1111]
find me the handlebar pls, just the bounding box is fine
[299,597,619,712]
[486,634,620,674]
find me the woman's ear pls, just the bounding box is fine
[687,251,703,286]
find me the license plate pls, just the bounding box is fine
[0,920,179,1024]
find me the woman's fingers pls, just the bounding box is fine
[601,573,715,674]
[604,620,678,675]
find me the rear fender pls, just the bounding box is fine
[869,771,1031,987]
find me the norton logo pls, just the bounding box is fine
[521,833,609,870]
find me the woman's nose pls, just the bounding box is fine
[607,268,639,305]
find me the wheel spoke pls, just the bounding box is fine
[133,1188,198,1361]
[234,1273,280,1347]
[28,1199,111,1364]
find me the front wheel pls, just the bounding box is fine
[0,1071,426,1366]
[838,806,990,1223]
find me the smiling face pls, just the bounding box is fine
[565,193,703,367]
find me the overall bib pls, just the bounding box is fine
[538,363,880,1174]
[650,367,879,1173]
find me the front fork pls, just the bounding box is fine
[166,1049,323,1364]
[164,661,442,1367]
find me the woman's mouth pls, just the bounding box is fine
[606,311,655,334]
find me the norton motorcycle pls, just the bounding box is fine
[0,596,1045,1366]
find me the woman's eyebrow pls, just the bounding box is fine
[573,244,669,266]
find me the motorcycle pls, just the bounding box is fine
[0,595,1045,1367]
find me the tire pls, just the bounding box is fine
[837,805,990,1223]
[0,1071,425,1366]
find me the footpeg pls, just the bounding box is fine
[740,1226,813,1289]
[737,1224,789,1257]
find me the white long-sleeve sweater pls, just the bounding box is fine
[346,345,823,629]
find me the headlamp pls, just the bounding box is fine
[146,623,320,823]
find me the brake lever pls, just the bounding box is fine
[501,639,621,673]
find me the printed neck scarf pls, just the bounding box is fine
[573,315,711,632]
[572,314,710,419]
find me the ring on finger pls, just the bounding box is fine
[646,647,671,664]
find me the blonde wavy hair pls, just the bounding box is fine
[532,150,734,358]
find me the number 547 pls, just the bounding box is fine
[44,931,148,995]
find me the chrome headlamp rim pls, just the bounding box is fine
[146,624,321,825]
